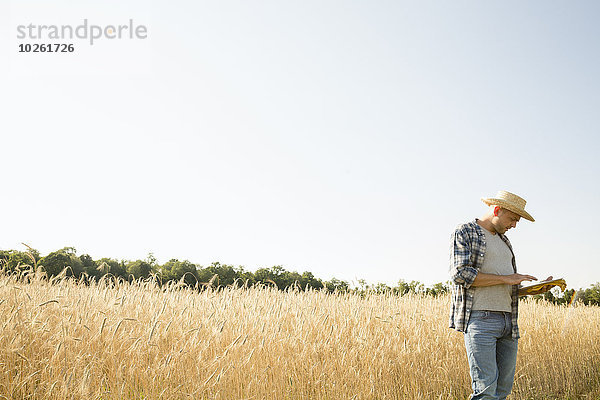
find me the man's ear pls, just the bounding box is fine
[493,206,501,217]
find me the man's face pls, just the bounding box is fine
[492,207,521,234]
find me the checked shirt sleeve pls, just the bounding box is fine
[449,226,479,289]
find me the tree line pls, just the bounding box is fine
[1,246,599,305]
[0,247,449,295]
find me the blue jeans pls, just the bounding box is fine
[463,310,518,400]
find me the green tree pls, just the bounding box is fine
[39,247,83,277]
[125,260,152,279]
[255,266,293,289]
[426,282,450,297]
[79,254,99,278]
[159,259,198,285]
[396,280,411,295]
[324,278,349,293]
[0,249,40,271]
[373,283,393,294]
[581,282,600,306]
[197,262,253,288]
[300,271,324,290]
[146,252,158,267]
[96,258,127,278]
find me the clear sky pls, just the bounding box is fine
[1,0,599,290]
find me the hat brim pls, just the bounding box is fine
[481,198,535,222]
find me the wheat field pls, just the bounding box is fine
[1,271,599,399]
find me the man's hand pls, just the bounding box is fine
[503,273,538,285]
[472,272,538,287]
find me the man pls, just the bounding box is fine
[449,190,551,400]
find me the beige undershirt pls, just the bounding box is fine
[471,227,514,312]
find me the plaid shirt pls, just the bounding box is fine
[448,219,520,339]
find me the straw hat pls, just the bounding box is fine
[481,190,535,222]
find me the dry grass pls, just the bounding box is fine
[1,270,599,399]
